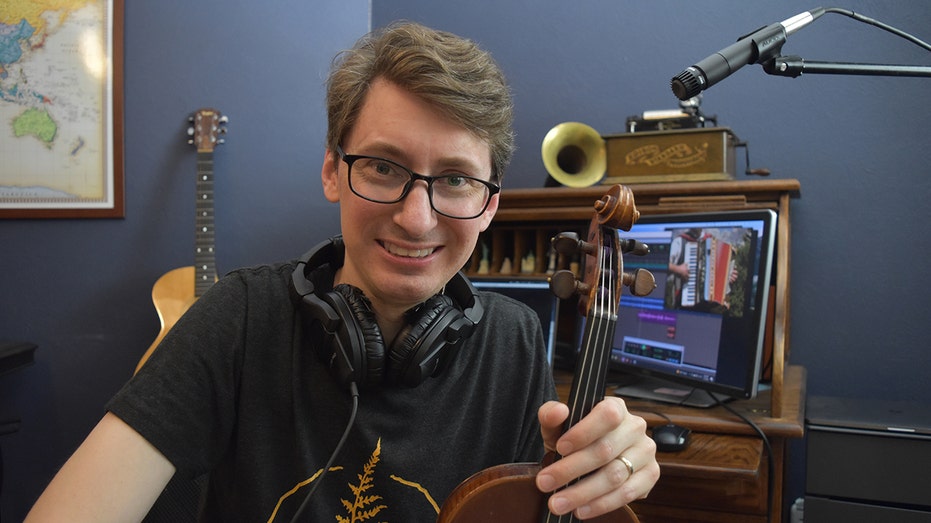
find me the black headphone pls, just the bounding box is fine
[289,236,484,389]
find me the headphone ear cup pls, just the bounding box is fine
[387,294,460,387]
[328,284,386,387]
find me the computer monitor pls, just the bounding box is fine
[471,278,560,364]
[609,209,777,407]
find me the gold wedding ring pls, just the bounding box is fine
[618,455,635,478]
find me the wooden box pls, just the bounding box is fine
[603,127,738,184]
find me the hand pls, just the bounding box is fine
[536,397,659,519]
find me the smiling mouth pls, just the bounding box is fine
[383,241,436,259]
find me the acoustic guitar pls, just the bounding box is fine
[437,185,655,523]
[135,108,228,373]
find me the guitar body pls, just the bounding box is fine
[135,266,198,373]
[438,462,638,523]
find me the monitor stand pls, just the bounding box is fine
[612,375,733,408]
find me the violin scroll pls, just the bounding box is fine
[594,184,639,231]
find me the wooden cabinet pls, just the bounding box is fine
[476,179,804,523]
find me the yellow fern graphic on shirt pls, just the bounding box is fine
[268,437,440,522]
[337,439,387,523]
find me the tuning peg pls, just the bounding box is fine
[623,268,656,297]
[549,270,590,300]
[619,238,650,256]
[187,139,194,145]
[551,232,595,256]
[219,115,229,124]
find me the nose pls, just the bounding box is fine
[393,180,437,235]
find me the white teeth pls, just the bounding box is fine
[386,243,434,258]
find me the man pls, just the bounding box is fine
[27,22,658,522]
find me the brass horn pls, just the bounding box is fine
[541,122,606,187]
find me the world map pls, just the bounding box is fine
[0,0,113,209]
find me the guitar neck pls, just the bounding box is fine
[195,150,217,297]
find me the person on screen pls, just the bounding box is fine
[27,22,658,522]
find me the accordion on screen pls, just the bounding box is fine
[681,236,735,309]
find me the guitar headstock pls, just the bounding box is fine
[187,108,228,152]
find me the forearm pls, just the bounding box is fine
[26,412,176,523]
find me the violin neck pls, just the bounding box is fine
[564,227,619,432]
[564,301,617,431]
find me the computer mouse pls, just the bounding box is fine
[651,423,691,452]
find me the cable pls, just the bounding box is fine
[824,7,931,52]
[714,397,775,519]
[288,382,360,523]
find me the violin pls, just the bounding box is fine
[438,185,655,523]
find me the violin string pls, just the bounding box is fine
[548,230,623,523]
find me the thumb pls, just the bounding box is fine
[538,401,569,452]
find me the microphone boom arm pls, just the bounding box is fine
[763,55,931,78]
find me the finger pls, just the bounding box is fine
[538,401,569,452]
[555,397,631,457]
[546,453,660,518]
[536,400,650,495]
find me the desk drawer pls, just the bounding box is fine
[807,428,931,507]
[806,496,931,523]
[637,432,767,515]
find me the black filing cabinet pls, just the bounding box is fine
[805,395,931,522]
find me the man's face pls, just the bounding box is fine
[321,78,498,315]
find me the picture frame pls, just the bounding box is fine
[0,0,124,219]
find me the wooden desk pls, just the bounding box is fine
[555,365,806,523]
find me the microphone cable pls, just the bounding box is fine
[822,7,931,52]
[288,382,360,523]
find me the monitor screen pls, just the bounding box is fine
[471,278,560,364]
[609,209,777,407]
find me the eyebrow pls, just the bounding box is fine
[354,141,492,180]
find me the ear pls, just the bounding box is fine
[477,192,499,232]
[321,148,341,203]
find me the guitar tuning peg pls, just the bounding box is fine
[217,138,225,145]
[187,127,195,136]
[188,115,195,122]
[219,115,229,124]
[187,139,194,145]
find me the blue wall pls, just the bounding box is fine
[0,1,369,519]
[369,1,931,396]
[2,0,929,520]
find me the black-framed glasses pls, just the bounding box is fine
[337,145,500,220]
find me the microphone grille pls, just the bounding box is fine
[671,69,702,101]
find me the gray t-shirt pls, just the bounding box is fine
[108,260,556,522]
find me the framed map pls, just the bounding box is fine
[0,0,124,218]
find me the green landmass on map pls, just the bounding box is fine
[13,107,58,144]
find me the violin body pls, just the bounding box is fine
[438,462,638,523]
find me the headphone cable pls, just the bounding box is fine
[289,382,360,523]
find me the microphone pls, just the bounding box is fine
[671,8,825,100]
